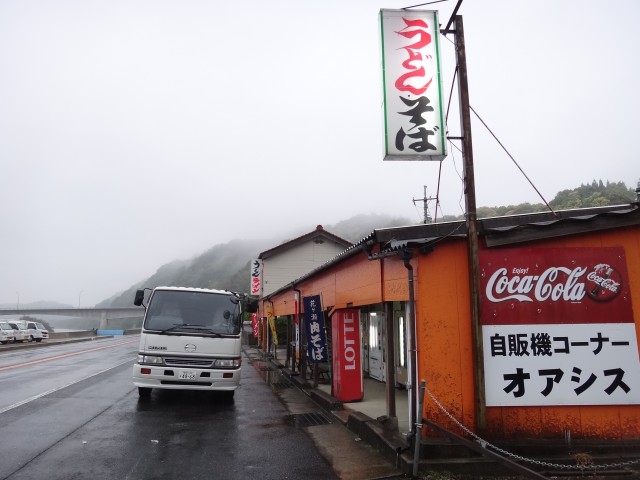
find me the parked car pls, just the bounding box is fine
[12,320,49,342]
[4,321,29,343]
[0,322,15,344]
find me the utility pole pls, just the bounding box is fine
[453,15,486,432]
[412,186,437,224]
[442,8,486,432]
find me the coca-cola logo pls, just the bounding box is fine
[585,263,622,302]
[485,263,624,304]
[485,266,587,303]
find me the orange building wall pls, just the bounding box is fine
[416,227,640,440]
[414,240,476,434]
[267,224,640,440]
[269,253,384,316]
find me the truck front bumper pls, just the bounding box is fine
[132,363,241,391]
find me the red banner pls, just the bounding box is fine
[332,309,363,402]
[480,247,633,326]
[251,312,258,337]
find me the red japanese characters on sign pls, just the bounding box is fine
[251,312,259,337]
[249,259,262,296]
[380,9,446,161]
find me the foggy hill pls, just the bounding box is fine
[97,179,638,308]
[98,213,412,307]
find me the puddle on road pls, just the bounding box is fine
[248,354,334,430]
[251,359,294,392]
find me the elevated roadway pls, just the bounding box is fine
[0,307,144,330]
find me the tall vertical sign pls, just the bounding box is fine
[303,295,328,363]
[250,259,263,296]
[265,303,278,346]
[251,312,259,337]
[332,309,364,402]
[380,9,446,161]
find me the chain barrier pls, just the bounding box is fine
[424,384,640,472]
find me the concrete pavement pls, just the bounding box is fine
[253,345,640,479]
[243,346,406,480]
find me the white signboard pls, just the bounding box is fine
[379,9,446,160]
[250,259,263,296]
[483,323,640,406]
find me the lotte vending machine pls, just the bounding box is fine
[332,309,364,402]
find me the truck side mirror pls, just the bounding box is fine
[134,290,145,307]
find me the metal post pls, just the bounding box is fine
[285,314,291,369]
[384,301,397,421]
[412,380,426,477]
[400,249,417,434]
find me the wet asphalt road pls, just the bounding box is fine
[0,337,340,480]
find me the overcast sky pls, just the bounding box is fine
[1,0,638,307]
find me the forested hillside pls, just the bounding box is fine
[100,180,638,307]
[441,180,637,221]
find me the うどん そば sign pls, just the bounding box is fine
[379,9,446,161]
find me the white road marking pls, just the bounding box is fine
[0,357,134,414]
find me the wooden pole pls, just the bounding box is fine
[454,15,486,431]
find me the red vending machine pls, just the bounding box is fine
[332,309,364,402]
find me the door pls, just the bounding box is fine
[361,314,369,376]
[394,308,408,387]
[367,312,385,381]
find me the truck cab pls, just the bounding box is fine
[132,286,248,400]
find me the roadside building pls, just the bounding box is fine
[259,203,640,441]
[253,225,352,355]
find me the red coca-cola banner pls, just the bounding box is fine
[480,247,634,326]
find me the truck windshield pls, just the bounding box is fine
[144,290,241,335]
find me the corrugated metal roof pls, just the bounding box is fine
[483,205,640,246]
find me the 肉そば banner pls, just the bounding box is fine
[303,295,328,363]
[480,247,640,406]
[379,9,446,161]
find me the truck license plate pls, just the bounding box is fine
[178,370,197,380]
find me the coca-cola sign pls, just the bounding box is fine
[480,247,633,326]
[586,264,623,302]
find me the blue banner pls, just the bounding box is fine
[303,295,328,363]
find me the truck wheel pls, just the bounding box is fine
[35,338,43,343]
[138,387,152,398]
[220,390,235,402]
[29,336,34,342]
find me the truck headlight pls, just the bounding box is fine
[138,355,164,365]
[214,358,241,368]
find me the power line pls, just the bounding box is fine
[469,106,558,217]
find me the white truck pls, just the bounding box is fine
[132,286,254,400]
[11,320,49,342]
